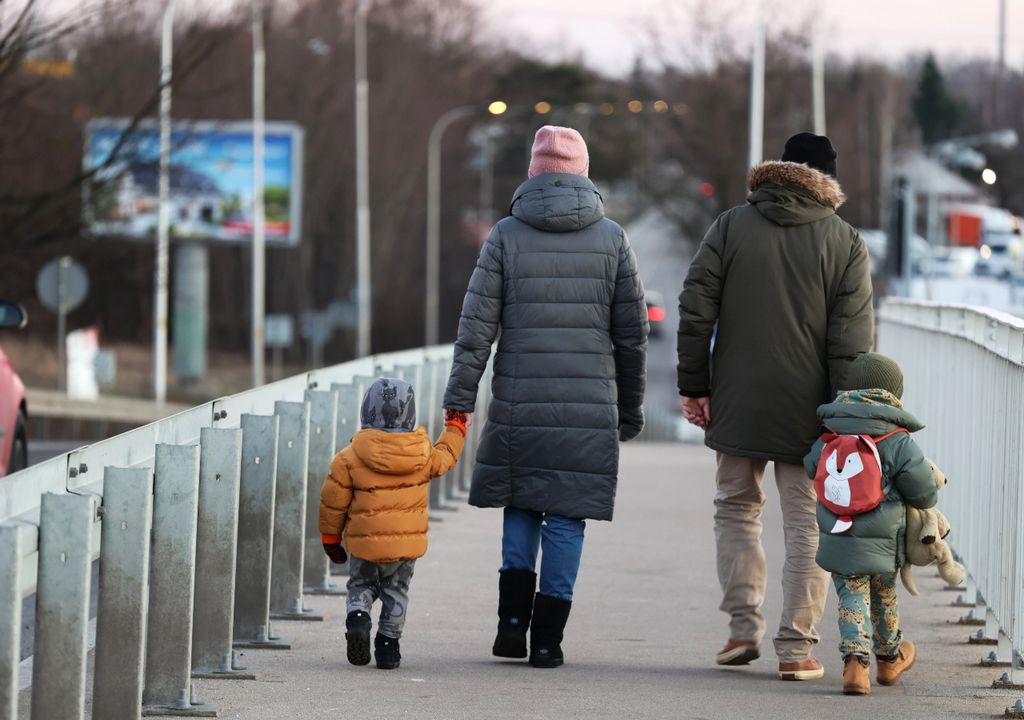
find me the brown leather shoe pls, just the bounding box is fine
[716,640,760,666]
[778,656,824,681]
[843,654,871,695]
[877,641,916,686]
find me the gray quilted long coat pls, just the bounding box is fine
[443,173,648,521]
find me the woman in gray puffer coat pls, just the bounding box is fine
[443,125,649,669]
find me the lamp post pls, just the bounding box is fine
[154,0,176,404]
[251,0,266,387]
[748,0,765,169]
[425,101,506,347]
[355,0,372,357]
[811,30,826,136]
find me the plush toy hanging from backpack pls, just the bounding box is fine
[813,428,906,534]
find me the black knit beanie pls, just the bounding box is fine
[781,132,838,178]
[839,352,904,399]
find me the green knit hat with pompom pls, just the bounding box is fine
[839,352,904,399]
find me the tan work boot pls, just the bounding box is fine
[778,656,824,681]
[716,640,760,666]
[843,654,871,695]
[877,641,916,686]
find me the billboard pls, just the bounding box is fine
[84,119,304,246]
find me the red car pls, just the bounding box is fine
[0,301,28,477]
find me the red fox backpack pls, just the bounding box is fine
[813,427,907,534]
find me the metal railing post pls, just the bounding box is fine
[31,493,95,720]
[423,361,454,512]
[233,414,291,648]
[270,400,322,621]
[328,382,361,576]
[438,360,463,506]
[93,468,153,720]
[0,524,22,720]
[143,444,215,715]
[191,428,253,680]
[303,389,344,596]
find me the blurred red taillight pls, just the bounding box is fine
[648,306,666,322]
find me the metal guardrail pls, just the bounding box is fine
[878,298,1024,684]
[0,345,489,719]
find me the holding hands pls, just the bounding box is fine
[443,408,471,436]
[682,396,711,430]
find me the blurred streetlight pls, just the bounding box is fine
[425,101,508,346]
[251,0,266,388]
[749,0,766,168]
[983,168,998,185]
[811,31,825,135]
[653,100,669,113]
[534,101,552,115]
[154,0,176,403]
[627,100,643,113]
[599,103,614,116]
[355,0,373,357]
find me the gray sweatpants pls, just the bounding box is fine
[346,556,416,639]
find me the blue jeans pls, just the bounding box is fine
[501,507,585,601]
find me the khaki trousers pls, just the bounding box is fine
[714,452,828,662]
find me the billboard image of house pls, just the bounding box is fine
[84,119,304,246]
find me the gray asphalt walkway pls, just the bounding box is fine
[180,443,1013,720]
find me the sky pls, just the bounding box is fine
[479,0,1024,76]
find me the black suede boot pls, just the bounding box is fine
[346,611,372,666]
[529,593,572,669]
[375,633,401,670]
[493,569,537,658]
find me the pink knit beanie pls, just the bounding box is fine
[528,125,589,178]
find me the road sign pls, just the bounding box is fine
[37,257,88,314]
[265,314,294,348]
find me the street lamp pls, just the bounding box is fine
[154,0,176,404]
[425,101,506,347]
[355,0,372,357]
[983,168,998,185]
[251,0,266,388]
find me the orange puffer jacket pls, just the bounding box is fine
[319,426,464,563]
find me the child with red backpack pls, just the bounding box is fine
[803,353,938,696]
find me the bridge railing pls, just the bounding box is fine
[878,298,1024,680]
[0,344,488,719]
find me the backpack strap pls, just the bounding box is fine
[872,428,909,443]
[865,428,908,496]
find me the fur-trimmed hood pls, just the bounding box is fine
[746,160,846,227]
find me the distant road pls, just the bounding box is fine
[624,209,692,415]
[27,439,80,467]
[26,388,189,424]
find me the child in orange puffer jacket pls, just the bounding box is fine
[319,377,467,670]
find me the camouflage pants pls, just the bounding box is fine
[346,556,416,639]
[832,572,902,659]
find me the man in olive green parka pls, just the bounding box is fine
[676,133,874,680]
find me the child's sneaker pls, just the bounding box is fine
[375,633,401,670]
[876,640,916,686]
[346,611,372,666]
[843,654,871,695]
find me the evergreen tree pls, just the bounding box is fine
[913,54,962,144]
